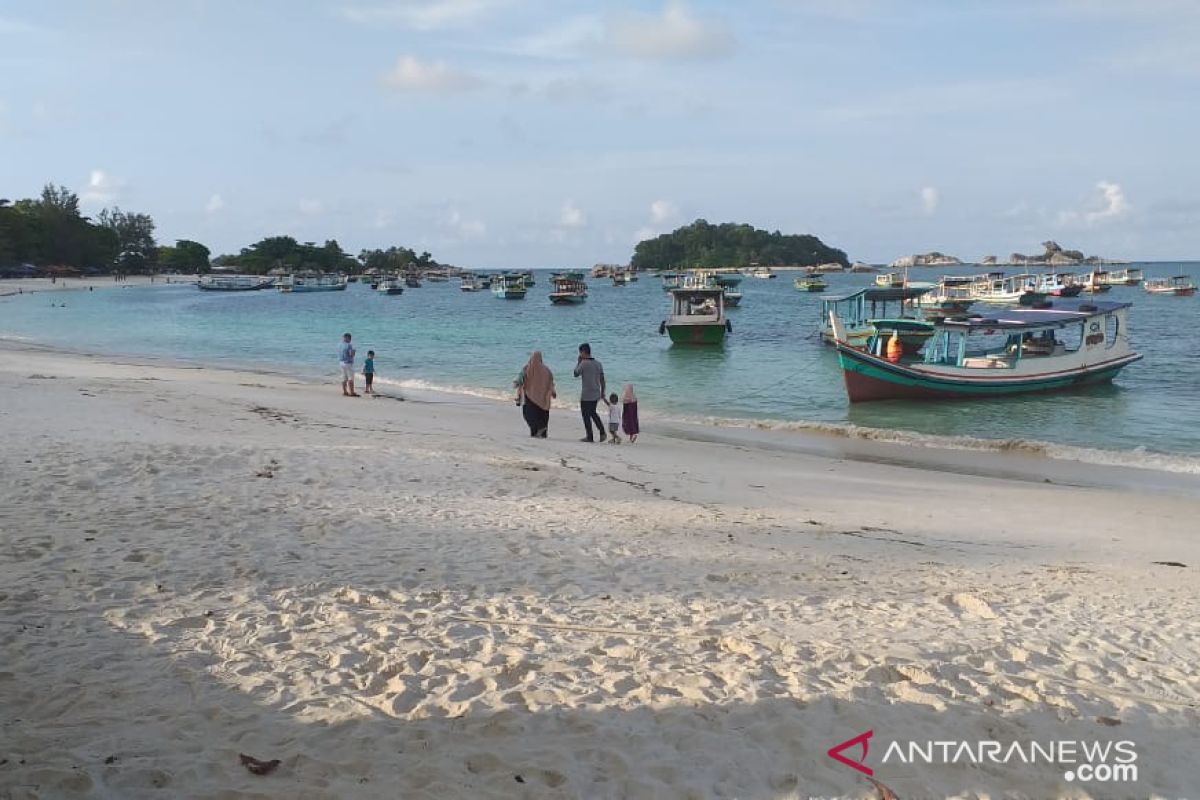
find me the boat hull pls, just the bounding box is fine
[494,290,527,299]
[666,323,727,344]
[549,294,586,304]
[835,345,1140,402]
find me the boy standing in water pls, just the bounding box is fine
[363,350,376,395]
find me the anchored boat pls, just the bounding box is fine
[830,301,1141,402]
[659,287,731,344]
[196,275,276,291]
[819,287,936,354]
[794,273,828,292]
[1144,274,1197,296]
[492,273,528,299]
[549,273,588,304]
[275,274,348,292]
[376,277,404,295]
[1101,268,1144,286]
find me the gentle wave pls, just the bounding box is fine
[375,375,1200,476]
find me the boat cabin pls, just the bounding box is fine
[919,302,1132,370]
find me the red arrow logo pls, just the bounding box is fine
[827,730,874,776]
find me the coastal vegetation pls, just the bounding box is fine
[630,220,849,271]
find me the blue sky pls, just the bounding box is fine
[1,0,1197,267]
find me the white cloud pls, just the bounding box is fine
[205,194,224,214]
[81,170,120,206]
[650,199,679,224]
[299,199,324,216]
[340,0,507,30]
[605,1,734,61]
[508,16,603,60]
[448,208,485,238]
[920,186,939,215]
[559,200,586,229]
[382,55,483,93]
[1057,181,1131,227]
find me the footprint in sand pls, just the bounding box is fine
[944,592,997,619]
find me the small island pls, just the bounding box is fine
[630,220,848,271]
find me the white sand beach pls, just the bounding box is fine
[1,340,1198,799]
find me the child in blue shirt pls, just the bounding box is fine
[363,351,376,394]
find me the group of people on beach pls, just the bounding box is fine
[336,333,640,443]
[514,343,640,444]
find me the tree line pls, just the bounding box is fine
[0,184,210,274]
[630,219,849,271]
[1,183,445,277]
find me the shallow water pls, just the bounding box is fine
[3,263,1199,467]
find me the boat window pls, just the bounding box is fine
[1105,313,1119,348]
[1060,322,1084,352]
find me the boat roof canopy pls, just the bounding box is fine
[671,286,724,297]
[940,301,1132,331]
[820,286,933,303]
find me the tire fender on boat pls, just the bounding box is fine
[658,321,666,335]
[725,319,733,333]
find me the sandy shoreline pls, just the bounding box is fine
[1,340,1198,798]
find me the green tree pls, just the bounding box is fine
[630,220,848,271]
[98,207,157,272]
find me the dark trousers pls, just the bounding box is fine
[580,400,605,441]
[522,400,549,437]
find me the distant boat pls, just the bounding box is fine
[1078,269,1112,294]
[918,276,975,318]
[1101,267,1144,286]
[549,274,588,304]
[196,275,275,291]
[376,277,404,295]
[405,274,421,288]
[1034,273,1083,298]
[276,274,347,293]
[749,267,776,279]
[659,286,730,344]
[612,271,631,286]
[493,273,527,299]
[1144,274,1197,296]
[969,272,1047,306]
[460,274,485,292]
[793,274,827,292]
[830,301,1142,402]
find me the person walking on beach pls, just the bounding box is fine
[363,350,376,395]
[573,342,606,442]
[606,392,622,444]
[339,333,359,397]
[514,350,555,438]
[621,383,640,443]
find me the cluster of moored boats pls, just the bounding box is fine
[194,262,1187,406]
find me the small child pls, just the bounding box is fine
[621,383,639,443]
[606,392,622,444]
[363,351,376,394]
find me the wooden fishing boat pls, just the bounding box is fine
[549,274,588,304]
[918,276,975,318]
[275,274,348,293]
[460,274,483,292]
[1078,269,1112,293]
[969,272,1047,305]
[1101,268,1143,286]
[1144,274,1197,296]
[405,274,422,288]
[376,277,404,295]
[492,273,527,299]
[794,274,828,292]
[196,275,276,291]
[659,287,730,344]
[830,301,1141,402]
[1034,273,1082,297]
[819,287,935,354]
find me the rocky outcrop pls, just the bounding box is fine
[1005,241,1114,266]
[889,251,963,268]
[980,255,998,266]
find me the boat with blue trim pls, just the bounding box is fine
[830,300,1141,402]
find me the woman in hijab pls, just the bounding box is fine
[515,351,555,438]
[621,383,639,443]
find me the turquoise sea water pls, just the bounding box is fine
[3,263,1199,470]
